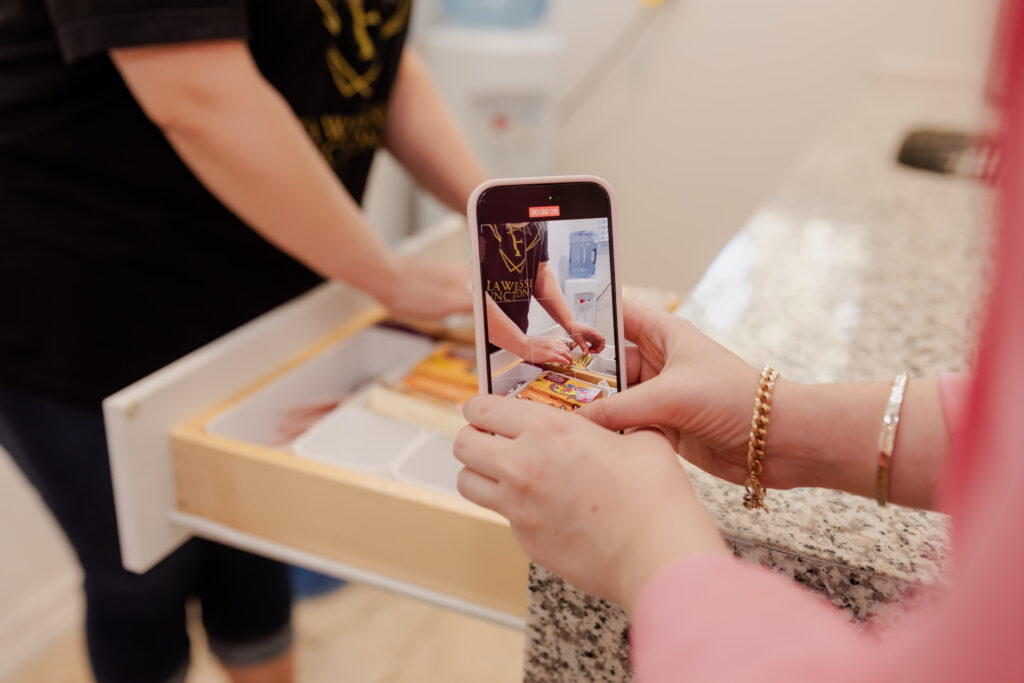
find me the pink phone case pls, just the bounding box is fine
[466,175,627,398]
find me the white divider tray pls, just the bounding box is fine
[204,325,466,496]
[491,361,544,396]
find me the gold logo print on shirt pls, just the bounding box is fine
[313,0,411,99]
[300,104,387,164]
[303,0,410,163]
[488,223,543,275]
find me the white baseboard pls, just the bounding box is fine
[0,571,83,682]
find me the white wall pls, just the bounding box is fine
[547,0,1001,293]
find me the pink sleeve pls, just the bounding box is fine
[631,12,1024,675]
[937,373,974,514]
[629,372,1023,683]
[631,555,866,683]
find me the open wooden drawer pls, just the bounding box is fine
[103,217,528,628]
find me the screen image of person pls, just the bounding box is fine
[480,219,618,410]
[481,221,605,361]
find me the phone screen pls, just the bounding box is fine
[473,180,623,410]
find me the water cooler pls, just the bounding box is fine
[564,281,597,327]
[565,229,599,327]
[416,6,562,225]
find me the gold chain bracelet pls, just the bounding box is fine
[743,365,779,512]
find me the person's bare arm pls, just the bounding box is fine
[766,378,950,511]
[584,302,950,510]
[384,49,487,213]
[110,39,470,319]
[533,262,575,330]
[534,262,606,353]
[486,294,528,355]
[486,294,573,365]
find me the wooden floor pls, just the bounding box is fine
[9,584,525,683]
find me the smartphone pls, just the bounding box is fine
[468,176,626,410]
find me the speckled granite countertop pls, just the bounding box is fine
[523,77,991,682]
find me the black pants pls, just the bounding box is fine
[0,384,293,683]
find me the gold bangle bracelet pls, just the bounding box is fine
[743,365,779,512]
[876,372,909,507]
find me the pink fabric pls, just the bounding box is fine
[632,557,867,682]
[631,3,1024,679]
[631,269,1024,683]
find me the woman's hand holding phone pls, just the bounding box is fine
[454,396,728,609]
[587,300,951,509]
[460,178,735,609]
[580,300,766,487]
[455,299,756,609]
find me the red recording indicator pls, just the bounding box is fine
[528,205,560,218]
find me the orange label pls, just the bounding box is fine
[528,205,560,218]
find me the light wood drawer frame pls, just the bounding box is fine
[104,218,529,627]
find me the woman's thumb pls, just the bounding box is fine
[580,378,664,431]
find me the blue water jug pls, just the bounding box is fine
[441,0,548,28]
[568,231,597,279]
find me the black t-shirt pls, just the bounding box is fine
[0,0,410,403]
[479,222,548,352]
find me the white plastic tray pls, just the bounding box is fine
[293,391,461,497]
[491,362,544,396]
[204,325,468,497]
[205,326,435,448]
[292,403,426,473]
[392,432,461,496]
